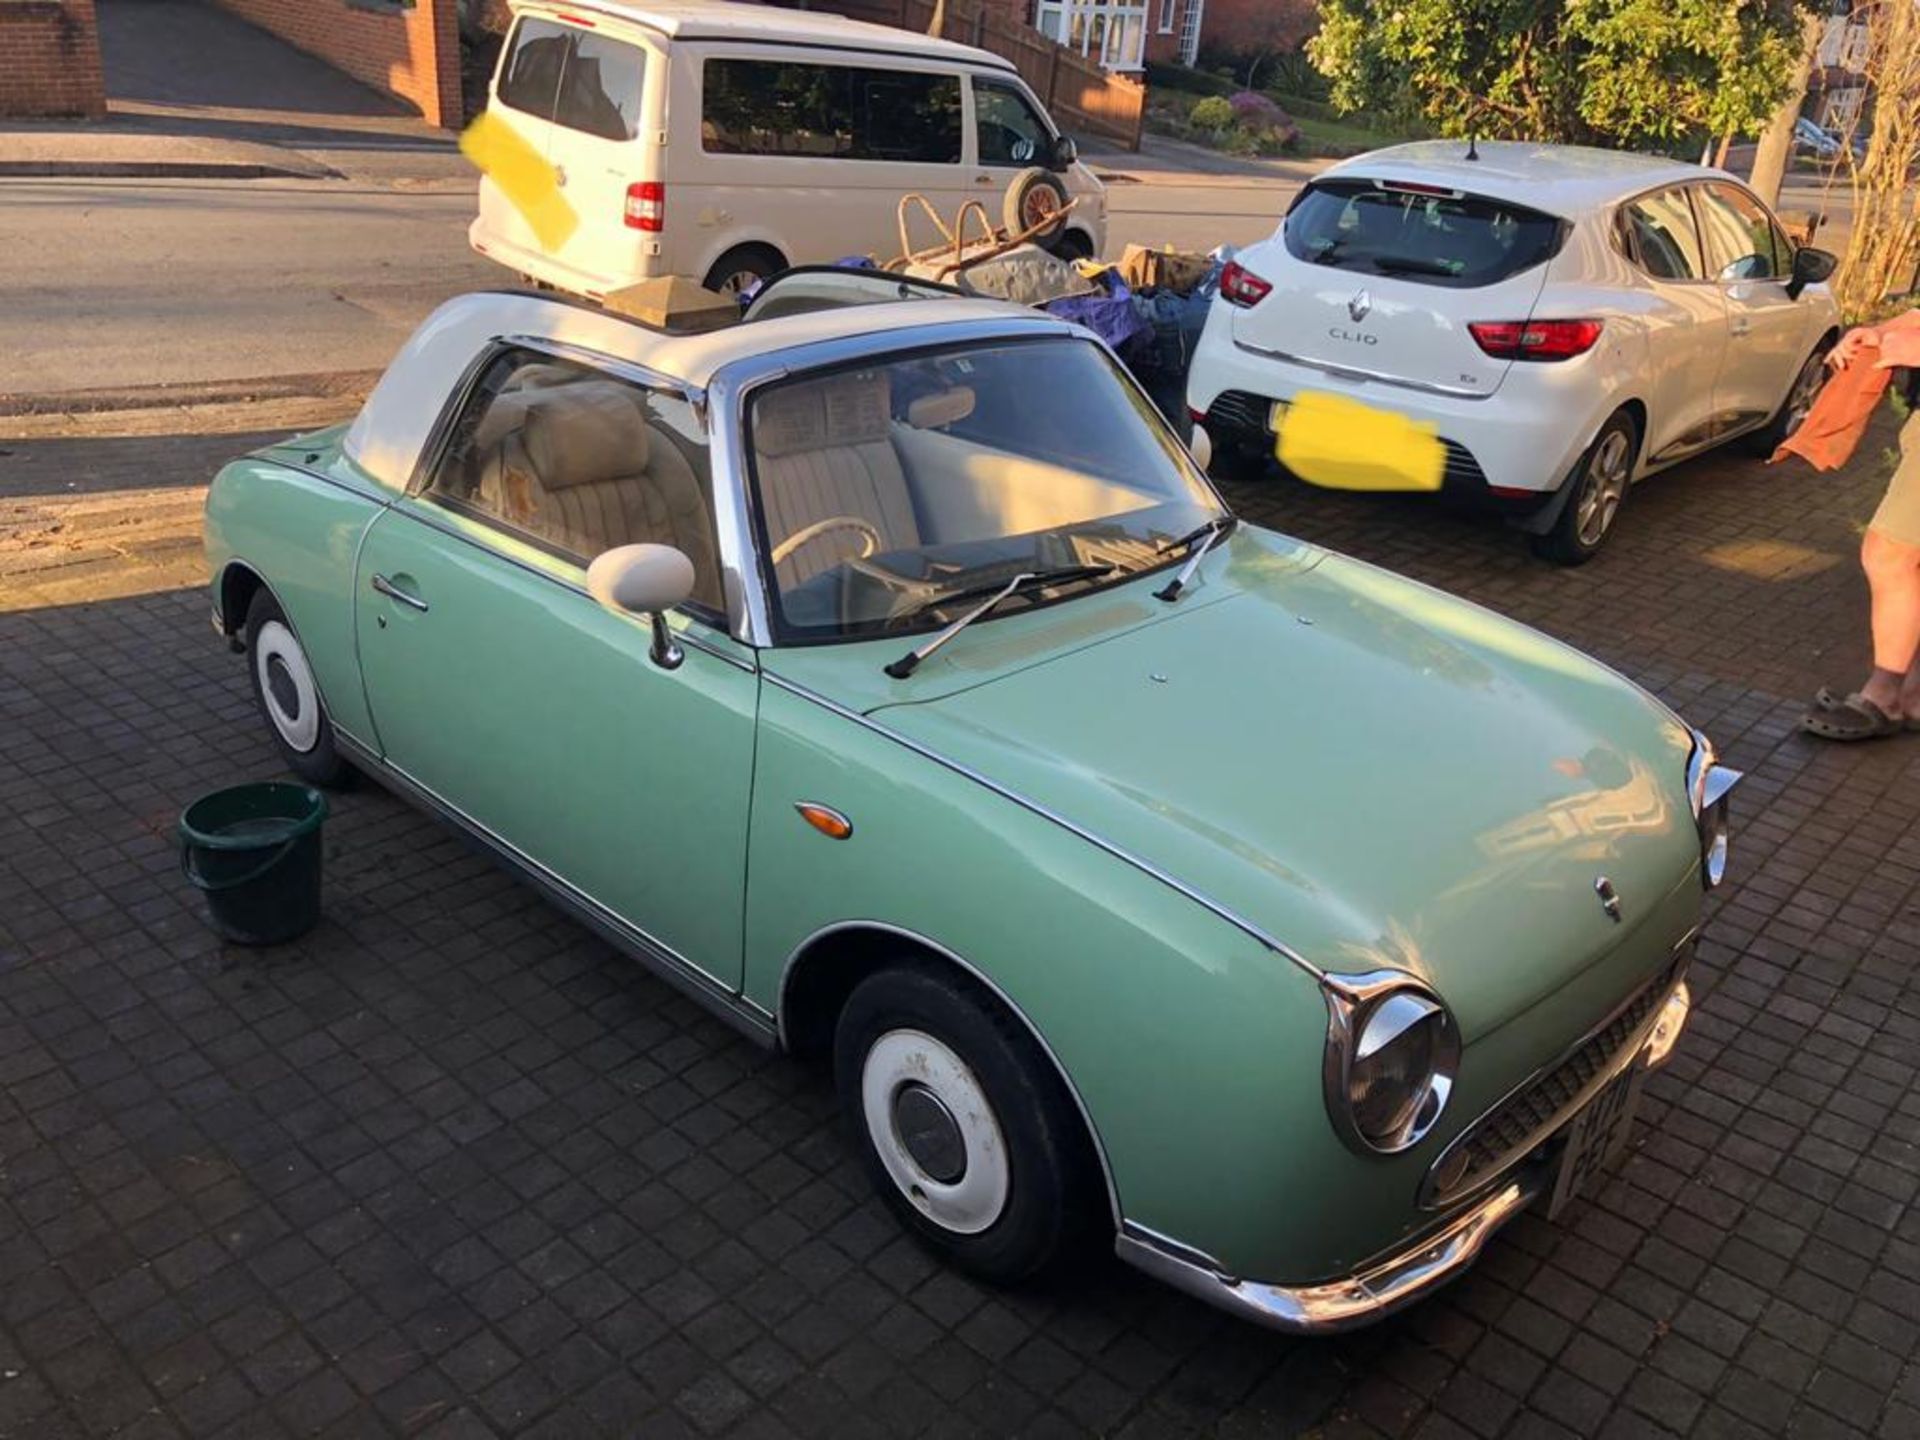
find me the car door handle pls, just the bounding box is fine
[370,573,428,612]
[975,173,992,184]
[1730,318,1752,337]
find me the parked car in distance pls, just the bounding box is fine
[1188,141,1841,563]
[1793,117,1865,163]
[205,288,1738,1331]
[468,0,1108,298]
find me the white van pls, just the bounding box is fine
[469,0,1110,299]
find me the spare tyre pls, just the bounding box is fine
[1004,167,1069,241]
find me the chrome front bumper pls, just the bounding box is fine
[1117,982,1691,1334]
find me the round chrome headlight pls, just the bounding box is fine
[1324,977,1460,1155]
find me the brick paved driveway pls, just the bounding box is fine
[2,407,1918,1439]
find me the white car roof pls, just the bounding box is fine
[508,0,1015,72]
[342,290,1048,493]
[1322,140,1726,217]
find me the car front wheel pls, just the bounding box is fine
[1739,343,1831,456]
[833,963,1093,1283]
[244,589,352,788]
[1532,411,1638,565]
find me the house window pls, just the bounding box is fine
[1033,2,1148,71]
[1157,0,1176,33]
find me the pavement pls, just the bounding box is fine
[0,0,470,188]
[2,388,1919,1438]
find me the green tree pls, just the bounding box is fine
[1307,0,1809,149]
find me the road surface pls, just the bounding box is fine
[0,173,1294,397]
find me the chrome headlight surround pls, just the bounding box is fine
[1322,971,1461,1156]
[1685,730,1742,890]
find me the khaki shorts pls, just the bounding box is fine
[1871,412,1920,548]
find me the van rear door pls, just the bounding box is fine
[480,16,569,265]
[540,22,655,295]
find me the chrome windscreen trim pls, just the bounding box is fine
[1230,337,1494,400]
[762,672,1324,982]
[1116,1175,1537,1334]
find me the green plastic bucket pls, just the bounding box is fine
[179,782,328,945]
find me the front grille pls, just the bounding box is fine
[1424,947,1689,1208]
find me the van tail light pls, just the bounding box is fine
[1469,319,1603,361]
[1219,260,1272,308]
[625,181,664,232]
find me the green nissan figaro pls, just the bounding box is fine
[204,285,1739,1331]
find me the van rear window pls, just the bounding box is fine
[497,18,644,142]
[702,60,962,164]
[1283,180,1565,288]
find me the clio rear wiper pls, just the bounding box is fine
[1371,254,1459,276]
[884,564,1115,679]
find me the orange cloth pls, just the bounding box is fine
[1772,360,1893,471]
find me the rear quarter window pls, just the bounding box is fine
[1282,180,1566,288]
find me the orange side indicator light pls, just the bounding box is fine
[795,803,853,840]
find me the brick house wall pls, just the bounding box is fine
[0,0,106,118]
[208,0,462,128]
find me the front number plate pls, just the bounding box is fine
[1546,1062,1646,1219]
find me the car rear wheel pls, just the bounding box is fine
[1739,343,1831,457]
[1532,411,1638,566]
[833,963,1093,1283]
[245,590,352,789]
[702,244,785,298]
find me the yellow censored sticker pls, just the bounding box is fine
[459,111,578,252]
[1274,391,1446,493]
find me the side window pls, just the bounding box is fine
[553,32,645,141]
[702,60,961,163]
[425,350,724,614]
[1695,184,1785,281]
[1619,188,1705,281]
[497,17,570,121]
[974,79,1051,167]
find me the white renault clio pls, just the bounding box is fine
[1186,141,1841,562]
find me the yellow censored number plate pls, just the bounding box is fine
[1271,392,1446,493]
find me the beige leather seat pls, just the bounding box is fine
[754,370,920,590]
[475,380,722,612]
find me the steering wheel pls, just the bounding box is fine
[771,515,884,568]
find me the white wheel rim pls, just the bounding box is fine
[254,620,321,754]
[861,1029,1009,1236]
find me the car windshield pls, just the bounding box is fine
[746,336,1225,642]
[1283,179,1565,288]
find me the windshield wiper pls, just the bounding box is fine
[884,564,1115,679]
[1155,516,1237,602]
[1307,238,1346,265]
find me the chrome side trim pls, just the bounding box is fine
[1116,1175,1538,1334]
[1231,337,1494,400]
[760,672,1324,981]
[775,919,1123,1229]
[333,731,776,1049]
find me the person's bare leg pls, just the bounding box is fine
[1860,528,1920,716]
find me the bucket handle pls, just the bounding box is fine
[181,836,300,893]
